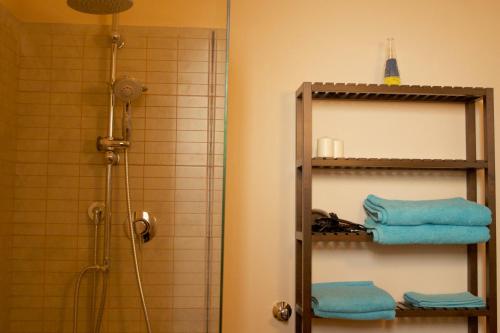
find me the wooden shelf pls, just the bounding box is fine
[296,231,372,242]
[295,82,497,333]
[296,303,490,319]
[305,158,488,170]
[296,83,488,103]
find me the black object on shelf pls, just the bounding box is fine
[312,209,367,233]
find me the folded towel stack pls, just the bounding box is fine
[364,194,491,245]
[404,291,485,308]
[364,218,490,244]
[312,281,396,320]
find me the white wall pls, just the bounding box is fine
[224,0,500,332]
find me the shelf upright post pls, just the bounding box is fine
[295,82,313,333]
[295,83,304,333]
[483,88,497,333]
[465,100,479,333]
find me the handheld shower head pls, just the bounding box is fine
[113,77,147,103]
[114,77,147,142]
[67,0,133,14]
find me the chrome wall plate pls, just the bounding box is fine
[87,202,105,223]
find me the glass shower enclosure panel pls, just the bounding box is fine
[0,1,228,332]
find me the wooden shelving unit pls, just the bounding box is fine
[295,83,497,333]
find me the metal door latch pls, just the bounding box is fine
[273,301,292,321]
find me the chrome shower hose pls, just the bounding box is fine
[124,150,153,333]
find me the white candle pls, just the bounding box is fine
[333,140,344,158]
[316,137,334,158]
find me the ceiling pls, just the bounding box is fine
[0,0,227,28]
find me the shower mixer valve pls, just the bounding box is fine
[96,136,130,152]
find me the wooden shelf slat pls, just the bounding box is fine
[311,231,372,242]
[310,158,488,170]
[296,231,372,242]
[308,83,487,102]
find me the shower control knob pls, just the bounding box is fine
[132,211,157,243]
[273,301,292,322]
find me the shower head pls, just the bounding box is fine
[113,77,147,103]
[67,0,133,14]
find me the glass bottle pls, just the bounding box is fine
[384,38,401,86]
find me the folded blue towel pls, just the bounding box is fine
[364,194,491,226]
[365,218,490,245]
[404,291,485,308]
[313,309,396,320]
[312,281,396,320]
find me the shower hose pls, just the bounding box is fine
[124,149,153,333]
[72,150,152,333]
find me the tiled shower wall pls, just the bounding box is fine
[10,12,225,333]
[0,5,19,333]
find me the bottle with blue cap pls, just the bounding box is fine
[384,38,400,86]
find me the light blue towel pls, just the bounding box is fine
[313,309,396,320]
[365,218,490,245]
[312,281,396,320]
[404,291,485,308]
[364,194,491,226]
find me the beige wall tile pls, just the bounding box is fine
[179,61,209,73]
[147,83,177,95]
[116,59,147,72]
[52,57,83,70]
[18,91,50,104]
[148,60,177,72]
[177,84,208,96]
[148,49,177,61]
[118,48,147,60]
[145,142,176,154]
[50,92,81,105]
[84,46,110,59]
[19,69,51,80]
[178,50,208,62]
[176,130,207,142]
[147,71,177,84]
[50,105,81,117]
[18,80,51,92]
[145,130,176,142]
[148,37,178,49]
[179,39,209,50]
[52,34,85,46]
[178,73,208,85]
[53,46,84,58]
[51,81,83,93]
[178,96,208,108]
[20,56,51,69]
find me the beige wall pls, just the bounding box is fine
[0,0,227,28]
[224,1,500,333]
